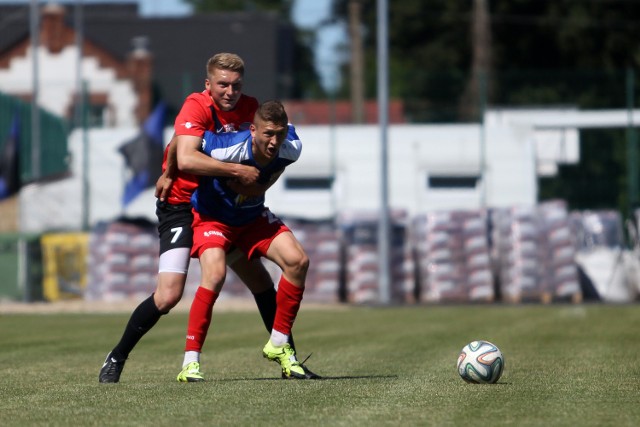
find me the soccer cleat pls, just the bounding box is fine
[300,363,322,379]
[99,352,126,383]
[281,364,322,379]
[177,362,205,382]
[262,340,306,379]
[281,353,322,379]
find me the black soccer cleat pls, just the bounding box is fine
[279,353,322,379]
[99,352,126,383]
[300,363,322,379]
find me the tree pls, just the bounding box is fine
[183,0,293,15]
[331,0,640,118]
[332,0,472,121]
[330,0,640,213]
[490,0,640,109]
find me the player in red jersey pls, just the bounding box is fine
[99,53,316,383]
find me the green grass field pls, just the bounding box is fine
[1,304,639,426]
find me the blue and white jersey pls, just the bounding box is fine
[191,124,301,226]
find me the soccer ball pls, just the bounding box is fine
[456,340,504,384]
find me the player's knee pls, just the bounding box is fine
[202,271,226,293]
[287,251,309,278]
[154,286,183,312]
[299,252,310,273]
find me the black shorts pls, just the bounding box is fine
[156,200,193,255]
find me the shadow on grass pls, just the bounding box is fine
[218,374,399,382]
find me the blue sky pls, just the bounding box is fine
[0,0,347,92]
[291,0,347,93]
[0,0,331,21]
[0,0,191,16]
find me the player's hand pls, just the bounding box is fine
[155,172,174,201]
[234,164,260,185]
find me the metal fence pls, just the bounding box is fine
[1,69,640,303]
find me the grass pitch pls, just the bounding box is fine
[1,304,639,426]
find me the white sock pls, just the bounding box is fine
[270,330,289,347]
[183,351,200,367]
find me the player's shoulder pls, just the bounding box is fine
[281,126,302,161]
[286,124,301,144]
[184,91,213,107]
[236,95,259,115]
[232,95,259,130]
[238,94,259,109]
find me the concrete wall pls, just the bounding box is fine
[268,123,538,219]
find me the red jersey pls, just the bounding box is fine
[163,91,258,204]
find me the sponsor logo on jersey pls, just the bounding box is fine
[234,194,262,208]
[217,123,237,133]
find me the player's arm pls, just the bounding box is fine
[154,134,177,201]
[227,169,284,197]
[172,95,259,184]
[175,134,259,185]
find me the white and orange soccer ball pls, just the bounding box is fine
[456,340,504,384]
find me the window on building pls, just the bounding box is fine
[285,177,334,190]
[428,175,480,189]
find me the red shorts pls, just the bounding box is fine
[191,208,291,259]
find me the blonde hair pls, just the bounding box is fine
[206,53,245,77]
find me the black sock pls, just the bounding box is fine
[253,286,296,352]
[111,294,163,360]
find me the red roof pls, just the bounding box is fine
[282,100,405,125]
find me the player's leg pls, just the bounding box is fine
[261,231,312,379]
[236,212,319,379]
[264,231,308,344]
[177,247,226,382]
[227,250,297,352]
[178,213,231,382]
[99,202,192,383]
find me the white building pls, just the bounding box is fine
[18,107,587,232]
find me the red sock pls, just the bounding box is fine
[185,287,219,352]
[273,276,304,336]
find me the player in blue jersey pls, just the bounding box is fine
[191,122,300,225]
[176,100,316,381]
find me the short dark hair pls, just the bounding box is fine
[254,100,288,127]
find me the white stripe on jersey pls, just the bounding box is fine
[209,141,250,163]
[207,136,301,163]
[279,138,302,162]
